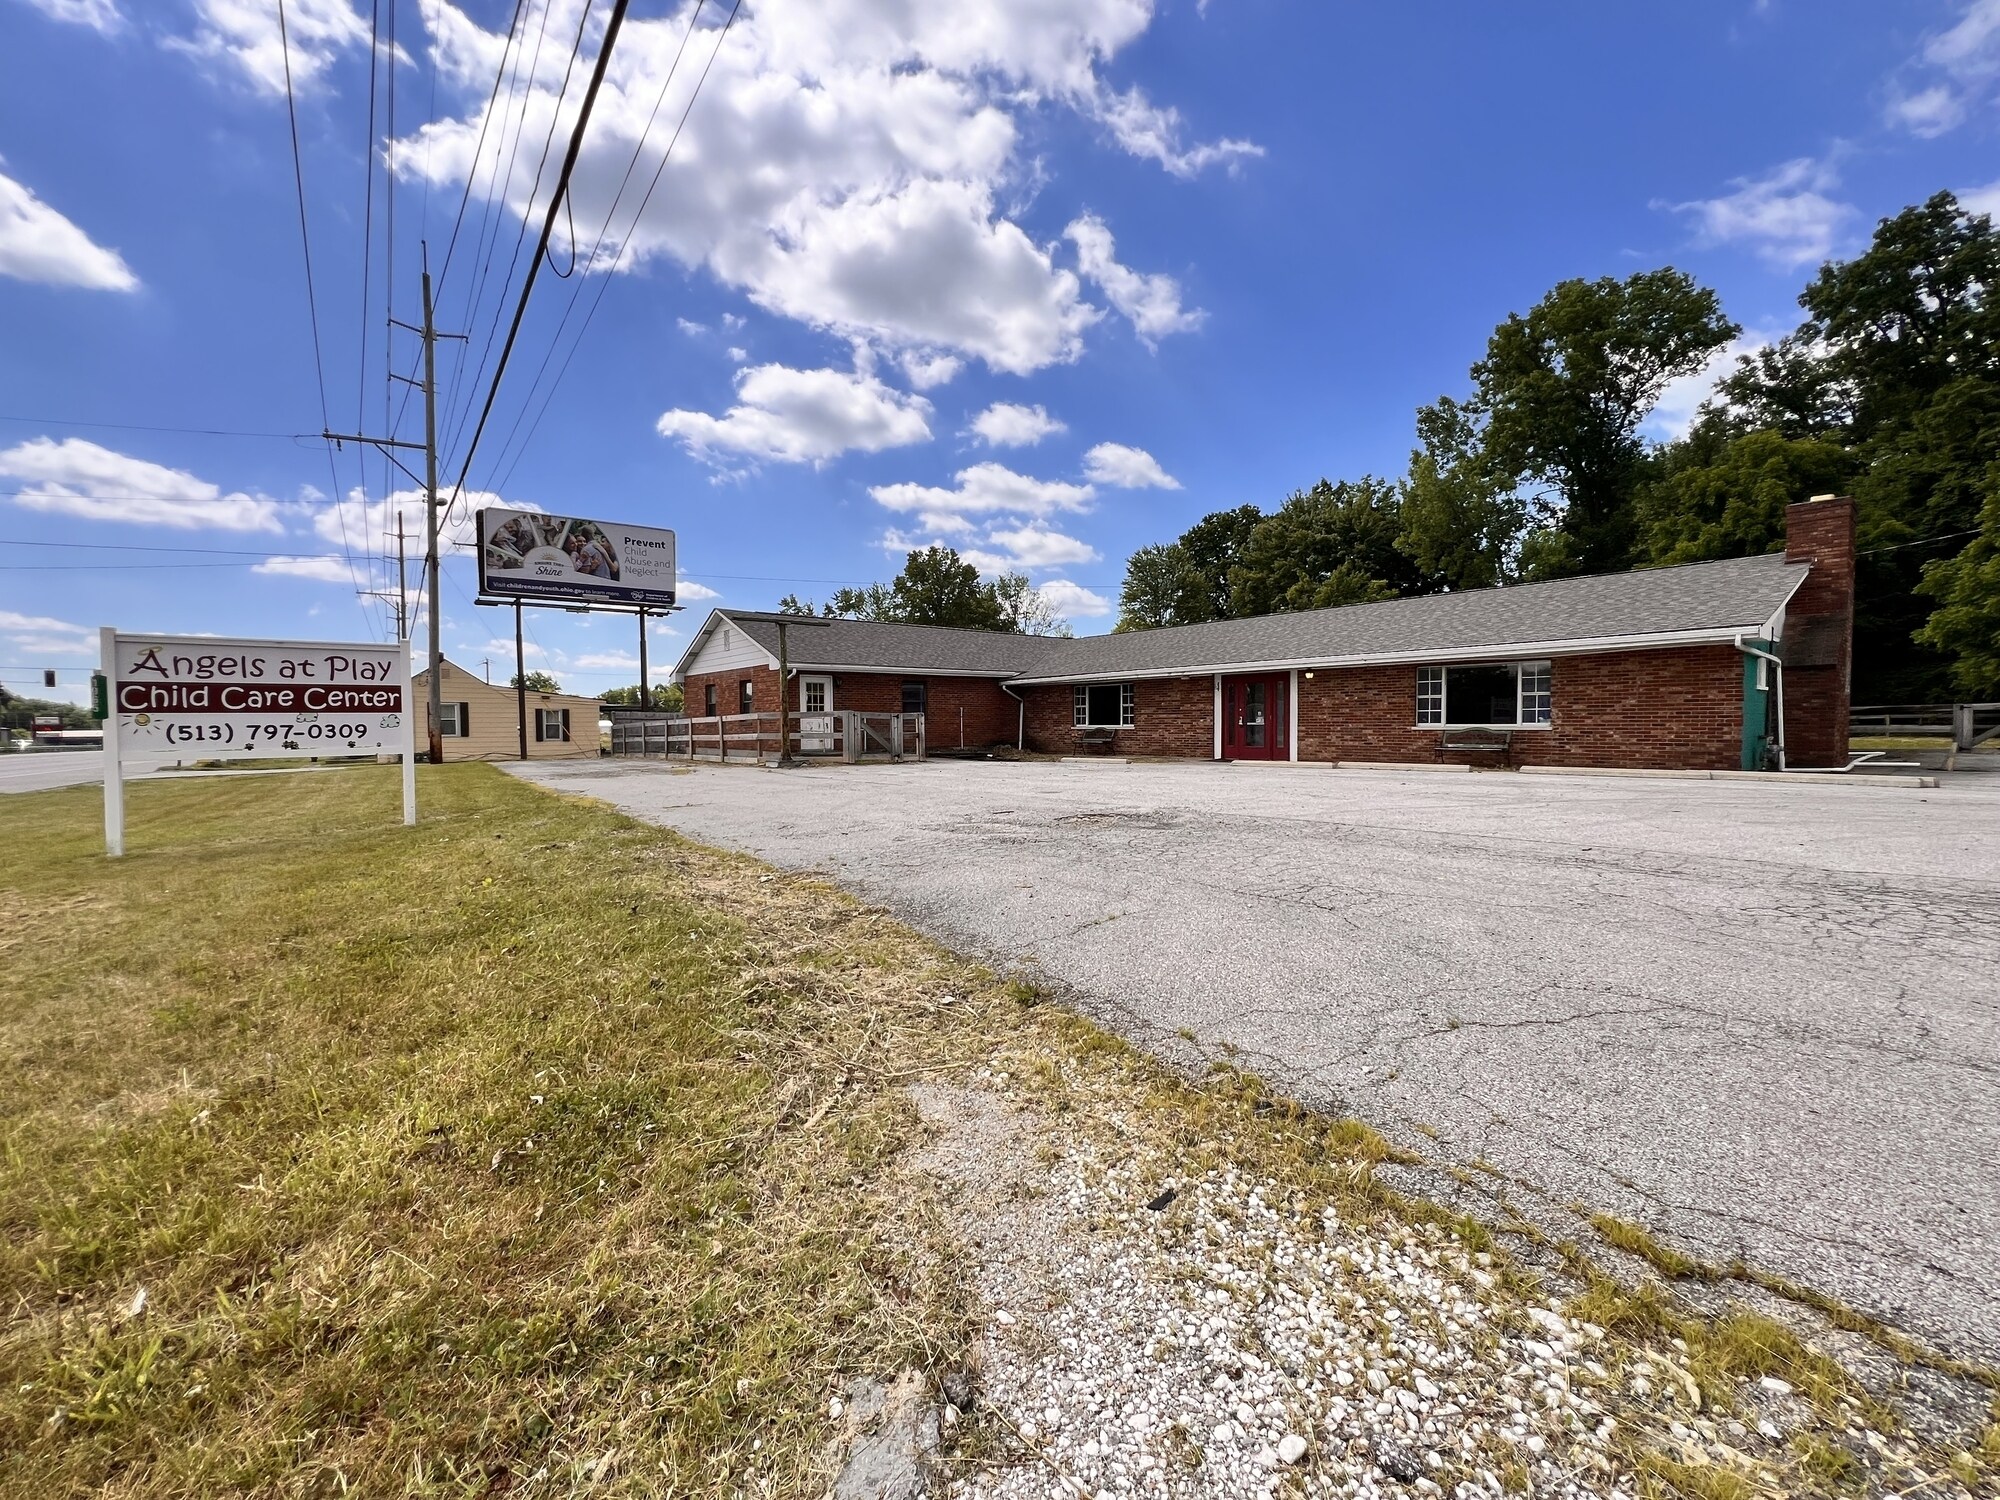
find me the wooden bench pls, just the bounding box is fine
[1073,727,1118,754]
[1439,726,1513,764]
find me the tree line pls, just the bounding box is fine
[1117,191,2000,701]
[778,545,1072,636]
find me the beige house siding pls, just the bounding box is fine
[416,660,600,762]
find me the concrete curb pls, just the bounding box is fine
[1330,760,1472,774]
[1516,765,1938,789]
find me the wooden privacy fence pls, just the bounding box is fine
[1850,702,2000,750]
[608,710,926,764]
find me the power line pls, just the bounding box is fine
[1858,527,1981,556]
[444,0,592,471]
[0,415,313,439]
[445,0,633,513]
[0,539,360,558]
[277,0,374,639]
[489,0,731,491]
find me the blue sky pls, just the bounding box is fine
[3,0,1998,703]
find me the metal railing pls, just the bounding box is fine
[1851,702,2000,750]
[609,710,926,763]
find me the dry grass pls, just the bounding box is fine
[0,766,1009,1497]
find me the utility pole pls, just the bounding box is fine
[396,513,408,641]
[480,657,491,684]
[325,240,463,765]
[419,264,444,767]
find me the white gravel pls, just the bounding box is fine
[949,1136,1634,1499]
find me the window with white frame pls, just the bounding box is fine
[438,701,470,737]
[1073,682,1136,728]
[1415,661,1552,726]
[535,707,569,742]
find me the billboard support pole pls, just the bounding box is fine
[100,626,123,859]
[515,601,529,761]
[637,607,649,711]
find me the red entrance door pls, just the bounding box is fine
[1221,673,1288,760]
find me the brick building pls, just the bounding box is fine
[672,497,1855,772]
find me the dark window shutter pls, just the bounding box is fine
[561,709,571,741]
[534,710,544,742]
[459,703,471,737]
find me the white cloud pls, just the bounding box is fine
[1065,213,1203,344]
[870,460,1094,522]
[0,608,95,649]
[1037,579,1111,618]
[1089,84,1263,178]
[1886,84,1965,137]
[574,650,639,670]
[17,0,122,33]
[254,554,358,583]
[983,523,1100,568]
[676,577,720,601]
[726,346,748,363]
[169,0,372,97]
[968,401,1065,447]
[394,0,1238,375]
[1961,176,2000,218]
[1663,158,1854,271]
[1884,0,2000,136]
[0,438,282,531]
[316,485,528,558]
[1643,329,1780,442]
[0,167,137,291]
[1081,441,1179,489]
[677,317,707,335]
[657,363,934,469]
[900,350,964,389]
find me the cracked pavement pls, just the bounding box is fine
[507,757,2000,1364]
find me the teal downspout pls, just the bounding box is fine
[1737,636,1776,770]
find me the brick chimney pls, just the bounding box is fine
[1781,494,1857,767]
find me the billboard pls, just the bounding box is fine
[477,508,677,609]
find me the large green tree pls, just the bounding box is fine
[1473,269,1737,576]
[1115,504,1263,631]
[510,671,562,693]
[818,548,1062,633]
[1397,396,1526,591]
[1646,192,2000,697]
[1230,478,1426,615]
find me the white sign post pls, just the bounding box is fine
[99,629,416,858]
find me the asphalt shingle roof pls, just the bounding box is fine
[1010,552,1809,682]
[694,553,1808,685]
[721,612,1064,676]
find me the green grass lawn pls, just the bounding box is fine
[0,766,994,1497]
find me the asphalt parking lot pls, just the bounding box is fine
[510,756,2000,1363]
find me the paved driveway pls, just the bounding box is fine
[509,757,2000,1362]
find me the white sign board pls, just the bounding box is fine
[99,629,415,856]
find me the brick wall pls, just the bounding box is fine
[677,666,1019,748]
[1020,677,1214,756]
[1296,646,1746,768]
[1780,495,1856,766]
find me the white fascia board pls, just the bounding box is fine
[1006,624,1775,686]
[796,663,1025,678]
[1758,567,1810,641]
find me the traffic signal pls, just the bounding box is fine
[44,669,56,688]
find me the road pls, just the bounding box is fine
[0,753,101,794]
[509,757,2000,1363]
